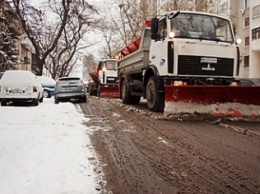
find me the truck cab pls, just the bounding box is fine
[149,11,239,85]
[98,59,118,85]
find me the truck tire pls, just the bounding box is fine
[89,83,97,96]
[146,76,164,112]
[120,79,130,103]
[97,84,101,97]
[121,79,132,104]
[121,79,141,105]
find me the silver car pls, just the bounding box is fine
[54,77,86,104]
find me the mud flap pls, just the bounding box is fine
[99,85,120,98]
[164,85,260,117]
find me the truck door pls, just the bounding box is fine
[98,61,105,84]
[150,17,169,76]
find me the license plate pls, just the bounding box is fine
[13,88,21,93]
[63,86,76,92]
[200,57,217,63]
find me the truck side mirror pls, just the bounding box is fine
[151,18,159,40]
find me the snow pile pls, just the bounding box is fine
[0,99,101,194]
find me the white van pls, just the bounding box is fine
[0,70,43,106]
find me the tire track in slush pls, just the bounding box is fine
[80,96,260,194]
[105,100,259,193]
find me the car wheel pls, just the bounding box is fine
[55,98,59,104]
[43,90,50,98]
[81,96,87,102]
[39,96,44,103]
[33,99,39,106]
[1,101,7,106]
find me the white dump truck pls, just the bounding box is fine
[89,59,119,97]
[117,10,260,117]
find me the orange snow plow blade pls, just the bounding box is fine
[99,85,120,98]
[164,85,260,117]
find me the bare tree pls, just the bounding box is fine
[195,0,208,12]
[83,53,97,73]
[11,0,96,76]
[163,0,209,12]
[44,0,97,78]
[94,0,149,58]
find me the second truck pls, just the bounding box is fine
[88,59,119,97]
[117,10,260,117]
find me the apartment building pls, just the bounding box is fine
[250,1,260,78]
[210,0,260,78]
[155,0,260,78]
[0,0,34,72]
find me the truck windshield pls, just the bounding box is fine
[170,13,234,43]
[104,61,117,70]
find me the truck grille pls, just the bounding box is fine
[177,55,234,76]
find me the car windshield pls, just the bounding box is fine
[1,71,34,84]
[58,77,81,84]
[170,13,234,43]
[104,60,117,70]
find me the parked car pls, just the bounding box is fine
[54,76,87,104]
[237,78,260,86]
[36,76,56,98]
[0,70,43,106]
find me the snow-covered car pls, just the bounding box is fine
[36,76,56,98]
[54,77,87,104]
[0,70,43,106]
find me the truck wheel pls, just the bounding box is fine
[121,79,133,104]
[146,76,164,112]
[97,84,101,97]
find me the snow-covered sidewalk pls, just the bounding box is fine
[0,99,100,194]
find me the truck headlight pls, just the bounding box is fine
[169,32,175,39]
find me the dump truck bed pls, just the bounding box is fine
[118,26,151,76]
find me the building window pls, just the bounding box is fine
[219,2,228,14]
[244,17,250,27]
[244,56,249,68]
[244,36,249,46]
[252,27,260,40]
[244,0,250,8]
[252,5,260,18]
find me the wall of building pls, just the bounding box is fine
[249,1,260,78]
